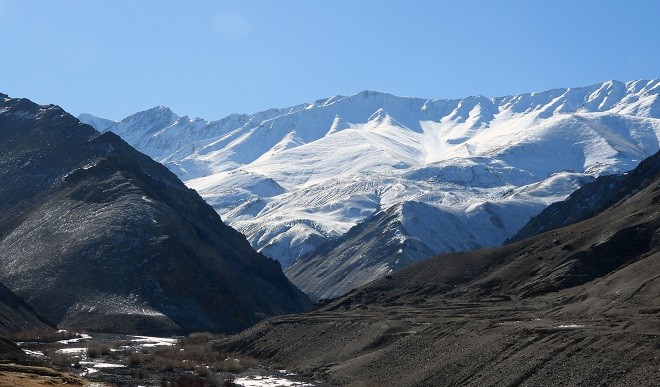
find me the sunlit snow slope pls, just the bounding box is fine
[81,80,660,293]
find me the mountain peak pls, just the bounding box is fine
[353,89,398,100]
[0,93,311,334]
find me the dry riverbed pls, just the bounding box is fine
[12,330,326,386]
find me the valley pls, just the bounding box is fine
[1,82,658,386]
[3,3,658,386]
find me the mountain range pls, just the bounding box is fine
[0,93,310,335]
[81,79,660,299]
[219,149,660,386]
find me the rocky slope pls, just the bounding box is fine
[83,80,660,299]
[0,283,53,336]
[219,150,660,386]
[507,150,660,243]
[0,93,310,335]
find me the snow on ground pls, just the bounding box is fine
[21,349,45,357]
[80,361,126,374]
[56,347,87,354]
[57,333,92,344]
[233,375,315,387]
[129,335,178,347]
[556,324,588,329]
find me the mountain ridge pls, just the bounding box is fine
[0,92,311,335]
[81,79,660,298]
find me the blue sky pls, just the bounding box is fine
[1,0,658,120]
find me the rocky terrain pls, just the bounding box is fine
[0,93,310,335]
[219,150,660,386]
[0,284,53,336]
[0,336,98,387]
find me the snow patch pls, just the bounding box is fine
[233,375,315,387]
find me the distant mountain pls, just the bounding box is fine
[0,282,53,336]
[78,113,115,132]
[220,150,660,386]
[0,93,310,335]
[82,79,660,298]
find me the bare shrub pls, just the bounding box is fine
[87,343,111,358]
[48,352,80,368]
[144,339,225,367]
[125,352,144,367]
[212,358,242,373]
[146,355,176,372]
[195,365,211,377]
[238,356,258,368]
[209,356,260,373]
[184,331,224,345]
[8,329,81,343]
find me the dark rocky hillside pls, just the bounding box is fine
[0,93,310,335]
[0,283,53,336]
[220,151,660,386]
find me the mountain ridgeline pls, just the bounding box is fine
[82,79,660,300]
[507,150,660,243]
[0,93,310,335]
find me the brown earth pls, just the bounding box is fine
[0,364,100,386]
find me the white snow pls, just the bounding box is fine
[81,79,660,271]
[233,375,314,387]
[555,324,588,329]
[129,335,178,347]
[56,347,87,354]
[57,333,92,344]
[80,361,125,368]
[22,349,45,357]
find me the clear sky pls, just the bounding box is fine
[1,0,658,120]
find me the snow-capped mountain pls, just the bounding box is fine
[81,80,660,296]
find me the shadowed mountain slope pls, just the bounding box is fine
[220,151,660,386]
[0,93,310,335]
[0,283,53,336]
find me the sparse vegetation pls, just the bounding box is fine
[18,331,271,386]
[47,351,80,368]
[137,332,255,374]
[86,343,111,358]
[7,329,81,343]
[125,352,144,367]
[184,331,225,345]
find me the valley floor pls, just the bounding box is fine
[11,331,324,387]
[220,298,660,386]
